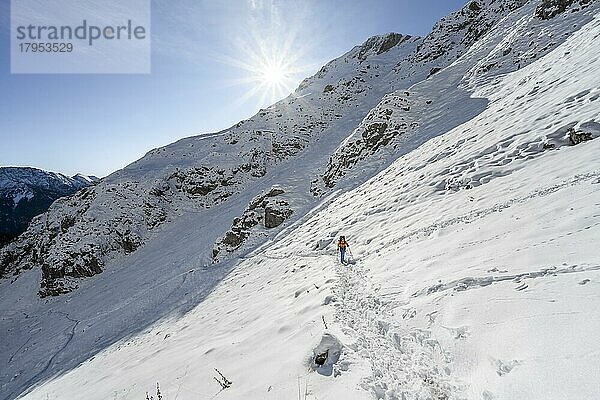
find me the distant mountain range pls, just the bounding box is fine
[0,167,98,246]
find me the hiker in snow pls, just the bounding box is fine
[338,235,349,263]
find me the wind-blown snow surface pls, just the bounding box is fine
[10,6,600,400]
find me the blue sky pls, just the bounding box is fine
[0,0,466,177]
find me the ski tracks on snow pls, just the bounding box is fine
[6,311,80,400]
[334,264,463,400]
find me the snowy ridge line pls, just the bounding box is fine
[412,263,600,297]
[313,0,538,191]
[0,0,545,297]
[321,0,600,195]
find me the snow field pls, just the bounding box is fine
[8,4,600,400]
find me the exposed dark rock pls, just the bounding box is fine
[377,33,407,54]
[266,187,285,197]
[61,216,76,233]
[468,1,482,12]
[116,229,140,253]
[568,127,594,145]
[428,67,442,77]
[149,181,170,196]
[222,229,248,248]
[535,0,592,19]
[323,84,335,93]
[542,142,556,150]
[38,250,103,297]
[0,248,16,278]
[358,33,410,60]
[213,186,293,259]
[264,204,293,228]
[39,279,75,297]
[315,349,329,366]
[363,123,389,147]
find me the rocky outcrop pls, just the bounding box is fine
[167,166,242,205]
[408,0,528,65]
[378,33,410,54]
[569,127,595,145]
[212,187,292,260]
[265,203,292,229]
[0,181,170,296]
[535,0,593,19]
[357,33,412,61]
[315,92,420,191]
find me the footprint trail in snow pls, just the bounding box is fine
[334,262,463,399]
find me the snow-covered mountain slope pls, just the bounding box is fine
[1,1,600,399]
[0,167,97,247]
[10,6,600,400]
[0,0,531,298]
[315,0,598,191]
[0,33,424,296]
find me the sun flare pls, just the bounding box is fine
[260,62,287,86]
[219,34,316,108]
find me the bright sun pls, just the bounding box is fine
[221,34,316,107]
[261,62,286,85]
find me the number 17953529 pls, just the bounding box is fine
[19,42,73,52]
